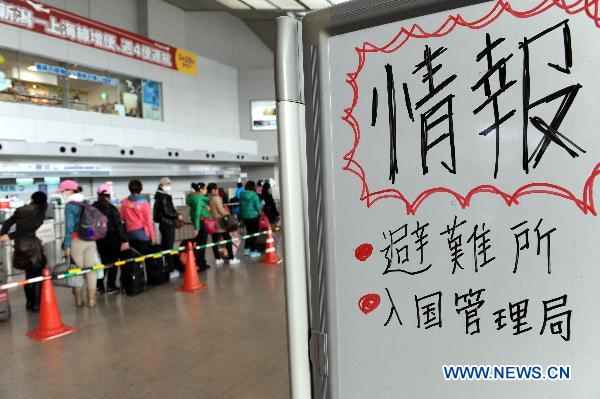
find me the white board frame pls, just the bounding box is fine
[300,0,598,397]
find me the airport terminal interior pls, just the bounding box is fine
[0,0,343,397]
[3,0,598,397]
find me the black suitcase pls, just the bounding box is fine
[119,248,146,296]
[0,270,10,322]
[146,245,170,286]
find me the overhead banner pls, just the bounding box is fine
[0,0,197,75]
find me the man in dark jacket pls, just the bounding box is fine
[93,184,128,294]
[153,177,182,276]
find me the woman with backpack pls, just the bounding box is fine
[59,180,101,308]
[120,179,155,255]
[0,192,48,312]
[207,183,239,265]
[186,182,209,269]
[93,184,129,295]
[239,181,264,258]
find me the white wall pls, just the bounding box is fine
[147,0,186,49]
[182,12,279,156]
[0,1,255,154]
[238,67,277,155]
[40,0,138,33]
[185,12,273,70]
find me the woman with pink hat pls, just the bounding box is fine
[93,184,129,294]
[59,179,99,308]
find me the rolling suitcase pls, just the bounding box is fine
[0,269,10,322]
[145,245,170,286]
[119,248,146,296]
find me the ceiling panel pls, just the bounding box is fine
[162,0,228,11]
[268,0,305,10]
[216,0,251,9]
[241,0,277,9]
[299,0,332,9]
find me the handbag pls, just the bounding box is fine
[52,258,85,288]
[220,214,240,232]
[202,217,218,234]
[258,212,271,231]
[13,237,46,271]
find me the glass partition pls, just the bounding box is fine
[0,46,162,120]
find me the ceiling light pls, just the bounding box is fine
[216,0,251,9]
[300,0,331,8]
[329,0,351,3]
[242,0,277,9]
[69,74,78,79]
[268,0,305,10]
[27,65,37,72]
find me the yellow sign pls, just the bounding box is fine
[175,49,197,76]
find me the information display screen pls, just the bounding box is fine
[251,100,277,131]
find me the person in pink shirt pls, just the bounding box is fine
[120,179,155,255]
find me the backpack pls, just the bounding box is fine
[75,202,108,241]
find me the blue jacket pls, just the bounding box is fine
[63,193,85,250]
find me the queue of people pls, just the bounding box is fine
[1,177,279,313]
[187,179,279,263]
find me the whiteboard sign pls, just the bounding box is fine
[306,0,600,397]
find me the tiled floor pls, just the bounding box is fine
[0,256,290,399]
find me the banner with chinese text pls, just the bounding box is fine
[0,0,197,75]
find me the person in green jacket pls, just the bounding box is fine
[239,180,264,257]
[187,182,210,268]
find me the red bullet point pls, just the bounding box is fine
[355,243,373,262]
[358,293,380,315]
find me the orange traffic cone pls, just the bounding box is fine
[176,242,207,293]
[27,268,76,341]
[262,230,281,265]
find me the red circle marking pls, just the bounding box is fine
[358,293,381,315]
[355,243,373,262]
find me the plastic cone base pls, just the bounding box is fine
[27,325,76,341]
[176,284,208,293]
[262,253,281,265]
